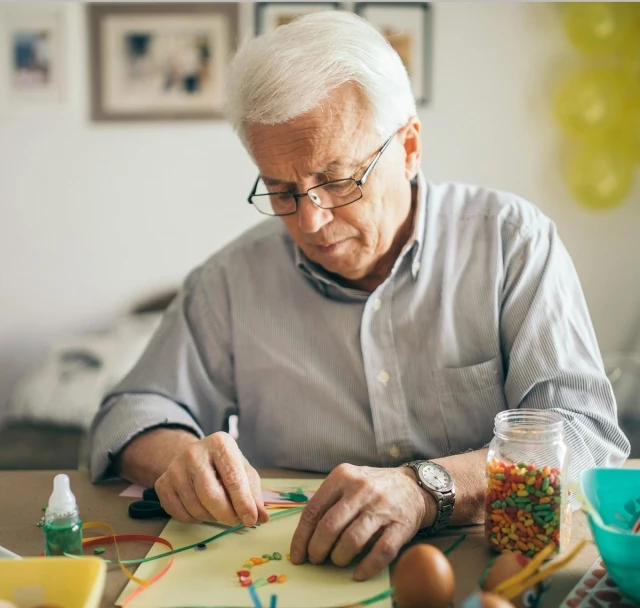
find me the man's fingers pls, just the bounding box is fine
[173,459,230,523]
[329,511,381,567]
[192,470,240,524]
[307,499,362,565]
[209,433,259,527]
[244,459,269,524]
[169,492,200,524]
[290,477,342,564]
[352,523,406,582]
[179,484,221,522]
[155,480,199,524]
[175,438,238,524]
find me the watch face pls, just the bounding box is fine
[419,462,453,492]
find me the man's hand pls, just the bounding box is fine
[154,432,269,527]
[290,464,435,581]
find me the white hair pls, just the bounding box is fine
[225,10,416,149]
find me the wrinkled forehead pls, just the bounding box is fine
[246,84,379,181]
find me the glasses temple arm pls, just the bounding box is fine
[247,175,260,204]
[358,133,396,186]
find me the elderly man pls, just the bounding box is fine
[90,12,629,581]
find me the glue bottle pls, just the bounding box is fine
[43,473,83,556]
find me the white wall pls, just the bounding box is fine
[1,2,639,413]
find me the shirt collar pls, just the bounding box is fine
[293,170,428,294]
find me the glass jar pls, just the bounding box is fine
[485,409,571,557]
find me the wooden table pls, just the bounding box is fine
[1,463,637,607]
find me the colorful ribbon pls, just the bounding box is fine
[81,532,174,607]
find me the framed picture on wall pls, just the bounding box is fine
[255,2,342,35]
[87,3,239,121]
[355,2,432,105]
[0,4,67,105]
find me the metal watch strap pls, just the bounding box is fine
[423,486,455,535]
[405,460,455,536]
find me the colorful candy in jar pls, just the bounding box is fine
[485,459,564,556]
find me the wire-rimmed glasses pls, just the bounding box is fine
[247,131,396,216]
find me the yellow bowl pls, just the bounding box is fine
[0,557,106,608]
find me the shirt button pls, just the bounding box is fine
[389,445,401,458]
[412,261,421,274]
[372,298,382,311]
[377,370,390,386]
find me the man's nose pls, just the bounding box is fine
[297,195,333,233]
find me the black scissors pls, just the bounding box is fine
[128,488,232,527]
[128,488,169,520]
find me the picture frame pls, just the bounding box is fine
[355,2,432,105]
[0,4,67,105]
[87,3,239,121]
[255,2,342,36]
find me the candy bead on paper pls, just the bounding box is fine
[237,550,287,587]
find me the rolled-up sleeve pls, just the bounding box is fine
[501,218,630,478]
[89,263,237,481]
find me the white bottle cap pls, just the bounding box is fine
[47,473,77,513]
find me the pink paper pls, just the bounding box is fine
[263,489,315,504]
[118,484,315,503]
[119,483,145,498]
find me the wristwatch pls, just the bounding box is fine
[404,460,456,535]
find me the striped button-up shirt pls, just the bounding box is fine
[90,173,630,481]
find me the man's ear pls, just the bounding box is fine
[400,117,421,180]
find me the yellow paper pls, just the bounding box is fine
[116,479,391,608]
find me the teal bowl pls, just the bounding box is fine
[580,468,640,603]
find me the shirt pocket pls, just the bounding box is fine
[433,356,507,454]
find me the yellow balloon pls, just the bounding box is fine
[567,144,635,209]
[563,3,635,55]
[554,69,626,138]
[620,107,640,163]
[620,29,640,83]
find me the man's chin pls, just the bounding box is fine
[313,258,365,282]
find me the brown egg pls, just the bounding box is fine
[481,553,531,592]
[475,592,515,608]
[392,544,455,608]
[481,553,545,608]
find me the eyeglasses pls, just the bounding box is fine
[247,131,396,217]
